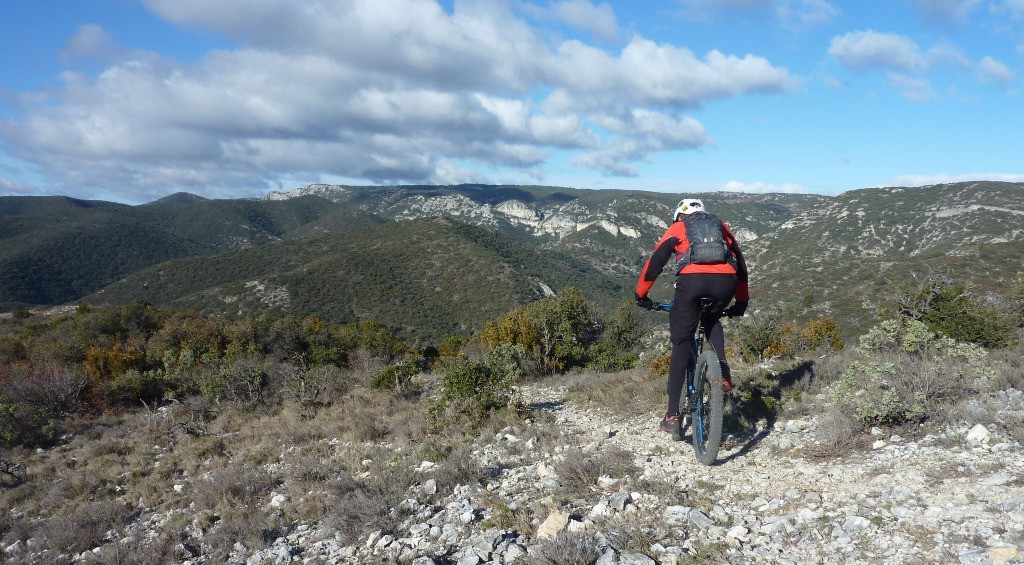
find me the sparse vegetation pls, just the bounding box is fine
[2,180,1024,562]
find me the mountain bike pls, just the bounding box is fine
[652,297,728,466]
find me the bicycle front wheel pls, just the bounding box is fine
[691,350,724,465]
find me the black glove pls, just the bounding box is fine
[635,294,655,310]
[723,301,748,318]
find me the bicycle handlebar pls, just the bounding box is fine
[646,299,742,318]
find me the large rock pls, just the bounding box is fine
[536,511,570,540]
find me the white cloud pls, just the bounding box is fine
[552,38,796,110]
[888,72,936,102]
[888,172,1024,186]
[773,0,839,29]
[429,160,490,185]
[676,0,838,29]
[829,30,924,72]
[0,0,799,201]
[572,109,710,176]
[0,175,40,196]
[60,24,121,63]
[925,44,973,71]
[909,0,982,24]
[720,180,808,193]
[827,30,1006,101]
[1000,0,1024,19]
[979,56,1016,85]
[548,0,620,42]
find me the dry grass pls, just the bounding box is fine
[554,446,637,502]
[804,409,868,459]
[0,361,498,563]
[323,464,416,545]
[562,368,662,417]
[604,514,662,557]
[480,493,534,535]
[429,445,484,495]
[81,531,184,565]
[530,532,601,565]
[43,499,135,554]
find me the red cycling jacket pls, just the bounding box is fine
[635,218,749,302]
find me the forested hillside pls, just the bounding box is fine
[3,181,1023,341]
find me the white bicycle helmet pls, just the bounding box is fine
[673,198,705,221]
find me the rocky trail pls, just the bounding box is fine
[239,384,1024,565]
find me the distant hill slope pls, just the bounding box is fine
[745,181,1024,334]
[86,218,625,341]
[0,194,346,310]
[4,181,1022,341]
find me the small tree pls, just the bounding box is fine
[588,299,643,372]
[894,275,1014,349]
[734,307,787,361]
[478,288,601,374]
[801,316,844,351]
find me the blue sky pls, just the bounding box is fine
[1,0,1022,204]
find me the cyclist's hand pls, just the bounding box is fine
[636,295,655,310]
[723,301,748,317]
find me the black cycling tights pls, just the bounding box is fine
[667,274,737,416]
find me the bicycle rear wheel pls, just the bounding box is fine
[691,350,724,465]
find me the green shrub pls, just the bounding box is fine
[896,278,1015,349]
[110,368,165,404]
[734,307,787,361]
[0,401,59,448]
[859,318,937,355]
[587,342,639,372]
[859,317,989,364]
[441,344,523,411]
[826,317,992,427]
[429,344,525,433]
[588,298,643,371]
[370,362,419,391]
[479,288,600,374]
[199,359,266,405]
[827,362,926,426]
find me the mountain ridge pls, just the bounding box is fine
[3,181,1022,340]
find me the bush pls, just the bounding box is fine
[734,307,787,361]
[0,401,60,447]
[199,359,267,405]
[110,368,165,405]
[2,363,88,417]
[589,298,644,371]
[808,409,864,459]
[827,361,926,426]
[825,317,992,427]
[801,316,844,351]
[370,362,419,391]
[649,354,671,376]
[440,344,523,412]
[895,278,1015,349]
[479,288,601,374]
[428,344,525,435]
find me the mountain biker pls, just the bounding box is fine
[634,198,749,436]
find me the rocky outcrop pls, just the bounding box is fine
[264,184,351,202]
[265,184,649,240]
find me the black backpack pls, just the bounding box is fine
[674,212,733,273]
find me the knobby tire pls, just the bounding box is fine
[691,350,724,466]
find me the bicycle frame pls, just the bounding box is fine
[652,297,725,465]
